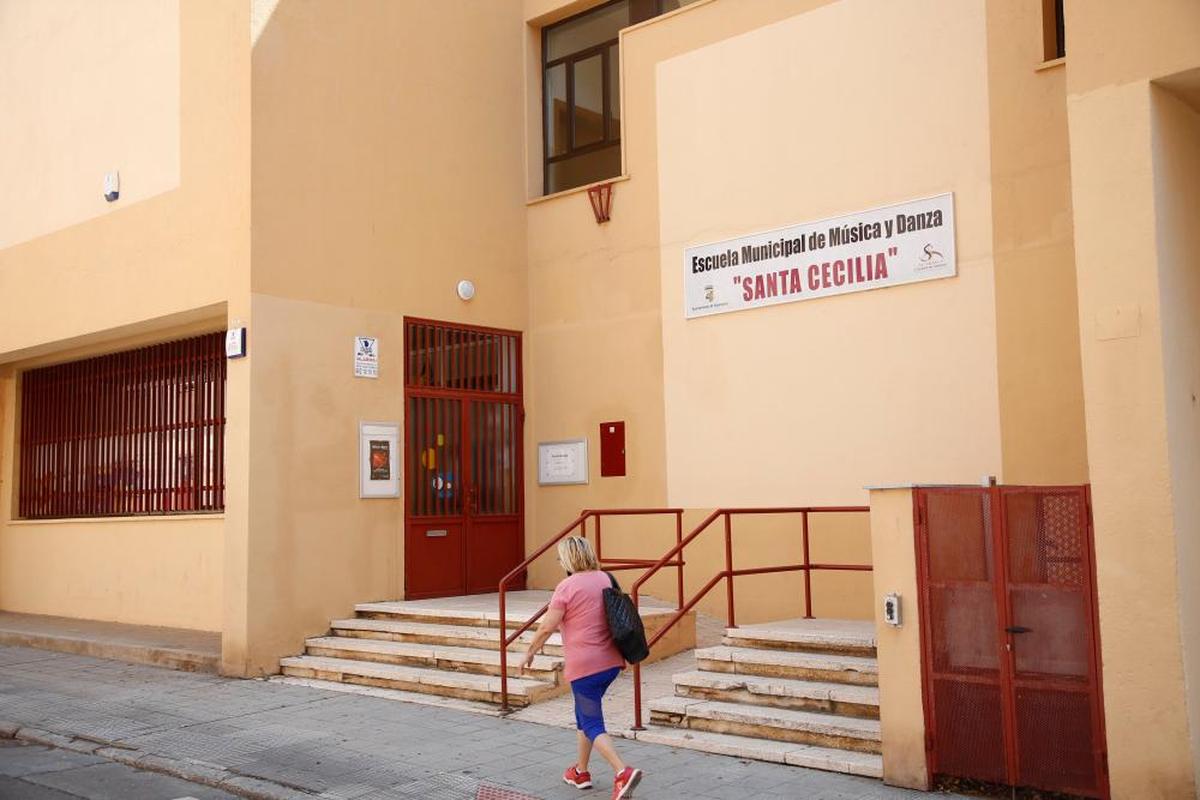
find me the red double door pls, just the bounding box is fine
[915,485,1109,798]
[404,319,524,599]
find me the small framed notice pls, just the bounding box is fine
[360,421,400,498]
[538,438,589,486]
[354,336,379,378]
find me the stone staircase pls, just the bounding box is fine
[279,591,693,710]
[640,619,882,778]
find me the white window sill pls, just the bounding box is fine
[527,174,631,207]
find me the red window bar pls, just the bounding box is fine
[17,332,227,519]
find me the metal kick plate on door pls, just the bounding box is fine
[426,530,448,538]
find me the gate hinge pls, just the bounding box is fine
[925,730,934,753]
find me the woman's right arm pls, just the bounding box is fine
[520,606,564,671]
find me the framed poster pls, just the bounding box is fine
[538,438,589,486]
[360,421,400,498]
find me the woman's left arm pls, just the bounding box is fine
[520,607,564,671]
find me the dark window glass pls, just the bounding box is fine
[545,1,627,61]
[1042,0,1065,60]
[573,54,605,148]
[541,0,700,195]
[545,63,568,157]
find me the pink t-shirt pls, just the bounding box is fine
[549,570,625,682]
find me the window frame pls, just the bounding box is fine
[541,0,686,195]
[541,0,628,195]
[1042,0,1065,61]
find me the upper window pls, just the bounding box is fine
[542,0,699,195]
[1042,0,1065,61]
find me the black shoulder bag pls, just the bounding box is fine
[602,572,650,664]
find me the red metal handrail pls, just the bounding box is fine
[629,506,871,730]
[498,508,684,712]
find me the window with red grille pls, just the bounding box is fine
[18,332,227,519]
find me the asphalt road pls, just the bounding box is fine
[0,739,237,799]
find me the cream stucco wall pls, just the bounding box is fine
[238,0,530,673]
[0,0,180,251]
[523,0,876,626]
[1064,2,1200,794]
[0,0,250,638]
[1152,79,1200,798]
[985,1,1088,485]
[1066,14,1200,791]
[868,488,927,791]
[657,0,1001,507]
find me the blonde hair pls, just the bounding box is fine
[557,536,600,574]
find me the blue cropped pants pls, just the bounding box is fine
[571,666,621,741]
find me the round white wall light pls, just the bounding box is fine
[456,280,476,301]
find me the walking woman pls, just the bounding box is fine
[520,536,643,799]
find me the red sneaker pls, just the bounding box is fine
[611,766,643,799]
[563,765,593,790]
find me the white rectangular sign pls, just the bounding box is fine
[683,193,956,319]
[354,336,379,378]
[538,439,589,486]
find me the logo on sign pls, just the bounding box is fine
[916,242,947,271]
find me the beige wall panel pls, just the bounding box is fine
[868,488,928,791]
[0,518,222,632]
[1068,79,1195,799]
[0,0,248,358]
[234,293,404,675]
[0,1,249,644]
[657,0,1000,509]
[985,0,1088,484]
[250,0,527,329]
[1152,82,1200,796]
[0,0,180,250]
[525,0,836,597]
[1065,0,1200,95]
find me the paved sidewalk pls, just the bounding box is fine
[0,644,959,800]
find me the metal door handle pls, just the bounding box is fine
[1005,625,1032,634]
[426,530,448,538]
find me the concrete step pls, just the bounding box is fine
[356,594,679,629]
[271,675,503,716]
[672,670,879,719]
[279,655,563,707]
[330,618,566,657]
[0,611,219,674]
[649,696,881,754]
[356,601,543,629]
[631,727,882,779]
[304,636,564,682]
[722,620,877,657]
[696,646,877,686]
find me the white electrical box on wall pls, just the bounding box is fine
[883,593,902,627]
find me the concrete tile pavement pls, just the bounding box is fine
[0,644,963,799]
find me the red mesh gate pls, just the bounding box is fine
[915,486,1108,798]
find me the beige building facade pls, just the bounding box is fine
[1,1,1199,797]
